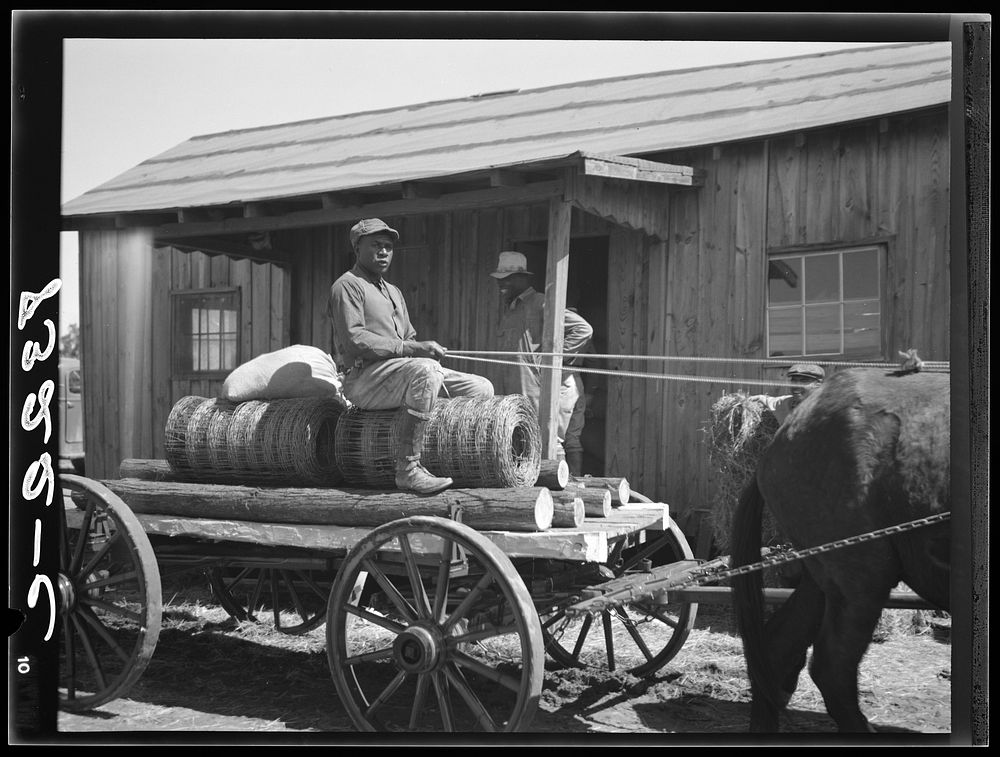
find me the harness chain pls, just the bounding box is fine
[561,513,950,618]
[676,511,952,590]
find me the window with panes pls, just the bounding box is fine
[171,288,240,377]
[766,245,883,360]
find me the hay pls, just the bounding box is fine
[705,393,783,556]
[164,396,345,486]
[334,394,542,488]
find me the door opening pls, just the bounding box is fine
[515,237,609,475]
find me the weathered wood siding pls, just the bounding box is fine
[79,230,155,482]
[284,206,610,393]
[78,109,948,526]
[80,236,290,479]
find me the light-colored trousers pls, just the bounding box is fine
[343,357,494,418]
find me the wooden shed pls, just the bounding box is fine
[61,41,953,537]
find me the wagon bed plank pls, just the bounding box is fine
[64,500,668,563]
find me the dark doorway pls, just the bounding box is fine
[515,237,609,475]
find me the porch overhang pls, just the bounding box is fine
[62,151,701,249]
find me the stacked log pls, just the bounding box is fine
[100,477,556,532]
[549,496,585,528]
[535,459,569,490]
[567,475,630,506]
[550,488,612,519]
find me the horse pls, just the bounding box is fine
[730,367,951,733]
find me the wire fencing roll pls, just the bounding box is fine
[164,396,346,486]
[334,394,542,488]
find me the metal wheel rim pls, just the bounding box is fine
[540,510,698,677]
[326,515,544,732]
[58,474,162,711]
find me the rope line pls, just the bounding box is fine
[444,351,948,391]
[447,349,949,370]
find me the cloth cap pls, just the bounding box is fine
[787,363,825,381]
[490,251,533,279]
[350,218,399,248]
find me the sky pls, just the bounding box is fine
[57,35,889,336]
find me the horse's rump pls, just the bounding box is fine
[732,368,951,732]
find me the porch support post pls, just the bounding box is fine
[540,196,572,459]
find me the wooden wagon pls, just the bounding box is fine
[57,462,704,733]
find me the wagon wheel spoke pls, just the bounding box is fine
[365,669,409,721]
[408,671,432,730]
[343,645,395,667]
[631,600,683,630]
[447,622,519,646]
[78,603,138,664]
[541,512,698,676]
[295,569,333,603]
[327,516,543,732]
[78,529,122,582]
[398,534,433,619]
[443,662,499,732]
[451,649,522,694]
[432,550,453,623]
[68,499,96,575]
[70,612,108,691]
[343,603,407,636]
[614,606,656,663]
[58,476,161,712]
[79,594,145,626]
[362,557,418,624]
[270,570,282,627]
[431,672,456,731]
[442,571,495,634]
[247,570,268,621]
[82,568,140,593]
[601,611,617,670]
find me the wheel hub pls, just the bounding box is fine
[57,572,76,613]
[393,624,445,674]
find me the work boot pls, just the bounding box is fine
[395,412,452,495]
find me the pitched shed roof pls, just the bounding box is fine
[62,41,950,219]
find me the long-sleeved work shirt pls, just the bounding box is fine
[327,264,416,375]
[495,287,593,403]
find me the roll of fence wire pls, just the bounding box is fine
[334,394,542,488]
[164,395,345,486]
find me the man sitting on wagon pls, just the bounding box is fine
[327,218,494,495]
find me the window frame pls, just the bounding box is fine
[170,287,242,379]
[764,243,887,361]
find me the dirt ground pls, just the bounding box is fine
[49,571,953,745]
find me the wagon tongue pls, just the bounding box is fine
[564,557,728,617]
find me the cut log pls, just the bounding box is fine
[568,475,630,505]
[535,458,569,490]
[97,478,554,532]
[550,488,611,518]
[120,458,187,480]
[550,496,585,528]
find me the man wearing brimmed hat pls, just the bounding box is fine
[754,362,826,424]
[328,219,494,494]
[490,251,593,465]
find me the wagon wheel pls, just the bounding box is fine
[540,501,697,677]
[208,564,337,635]
[58,474,162,711]
[326,516,545,732]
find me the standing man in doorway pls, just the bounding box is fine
[490,251,593,464]
[328,218,494,495]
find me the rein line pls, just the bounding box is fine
[444,350,949,391]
